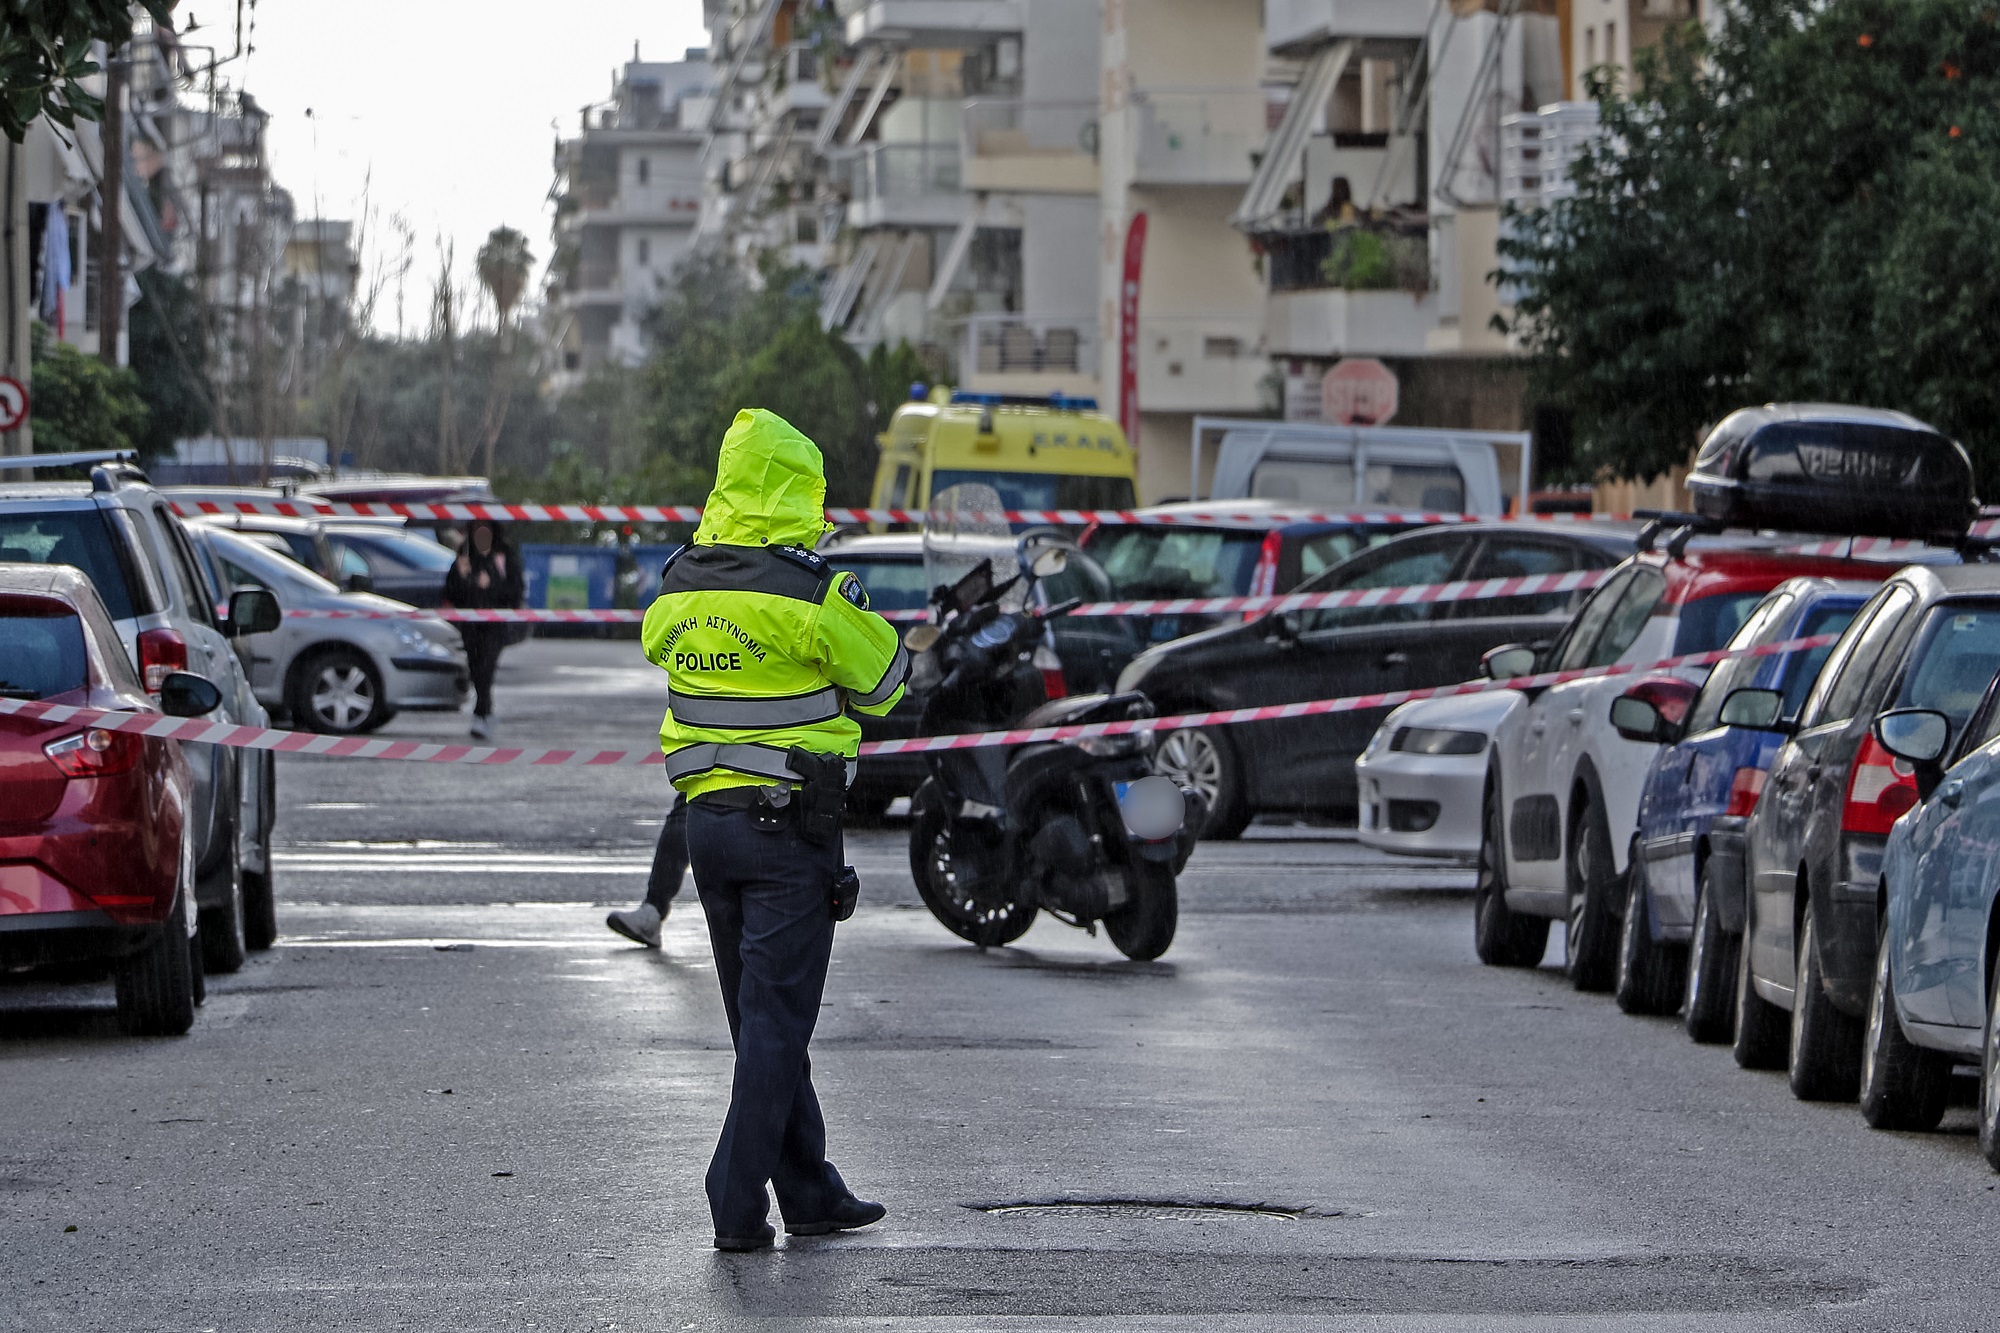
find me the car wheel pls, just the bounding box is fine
[1980,975,2000,1172]
[1789,907,1863,1101]
[290,647,387,735]
[1684,865,1740,1044]
[114,858,197,1037]
[1615,849,1686,1015]
[1733,904,1790,1070]
[1564,800,1620,992]
[1859,929,1950,1131]
[1153,726,1250,840]
[197,836,247,975]
[1474,779,1549,968]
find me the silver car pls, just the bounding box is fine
[188,524,468,734]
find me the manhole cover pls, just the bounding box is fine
[966,1197,1339,1222]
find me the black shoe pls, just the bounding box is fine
[713,1223,776,1252]
[785,1196,886,1237]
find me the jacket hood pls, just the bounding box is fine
[693,408,831,548]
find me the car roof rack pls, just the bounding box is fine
[89,461,153,492]
[0,448,139,474]
[1632,509,1724,555]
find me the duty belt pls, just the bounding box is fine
[668,685,842,730]
[663,740,858,788]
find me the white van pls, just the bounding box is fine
[1205,423,1513,516]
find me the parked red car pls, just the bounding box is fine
[0,564,224,1035]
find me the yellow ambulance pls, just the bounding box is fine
[870,390,1139,516]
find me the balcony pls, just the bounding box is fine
[838,0,1023,46]
[846,141,967,229]
[961,100,1098,194]
[1136,315,1267,414]
[960,314,1100,397]
[1264,0,1435,52]
[1126,90,1269,187]
[1257,225,1438,357]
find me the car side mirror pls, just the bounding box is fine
[1717,687,1788,733]
[1483,644,1537,681]
[224,587,282,637]
[159,672,223,717]
[1875,709,1951,766]
[1265,611,1301,644]
[1610,696,1664,744]
[344,572,374,594]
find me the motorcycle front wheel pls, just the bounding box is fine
[909,799,1038,947]
[1103,858,1178,961]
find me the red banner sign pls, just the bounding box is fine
[1118,212,1147,445]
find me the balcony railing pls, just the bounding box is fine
[851,142,962,203]
[964,314,1099,377]
[1259,225,1429,294]
[962,99,1098,159]
[1128,89,1271,186]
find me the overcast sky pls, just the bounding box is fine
[224,0,710,335]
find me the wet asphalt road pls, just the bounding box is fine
[4,639,1999,1330]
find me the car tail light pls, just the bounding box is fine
[137,627,187,694]
[1248,530,1282,598]
[44,728,142,778]
[1842,733,1920,835]
[1724,766,1768,817]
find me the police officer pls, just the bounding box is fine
[641,408,909,1252]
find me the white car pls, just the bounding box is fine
[1356,691,1522,862]
[1478,542,1885,987]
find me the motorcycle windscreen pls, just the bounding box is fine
[925,484,1021,616]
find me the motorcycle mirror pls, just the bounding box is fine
[1030,547,1068,579]
[903,624,941,653]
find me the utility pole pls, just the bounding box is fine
[97,45,126,365]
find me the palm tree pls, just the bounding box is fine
[472,226,534,475]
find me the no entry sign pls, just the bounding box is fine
[0,376,26,432]
[1322,358,1398,426]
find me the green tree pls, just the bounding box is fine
[127,269,211,461]
[0,0,176,140]
[718,314,877,502]
[1501,0,2000,486]
[28,327,148,454]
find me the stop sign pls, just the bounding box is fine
[1322,358,1398,426]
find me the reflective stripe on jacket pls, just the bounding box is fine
[643,408,908,799]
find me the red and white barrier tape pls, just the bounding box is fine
[280,567,1613,626]
[173,498,1619,530]
[0,633,1836,767]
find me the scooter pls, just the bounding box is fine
[902,537,1201,961]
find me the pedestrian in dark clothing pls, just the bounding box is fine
[441,520,522,740]
[607,793,687,947]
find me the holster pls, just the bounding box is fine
[831,865,860,922]
[787,746,846,849]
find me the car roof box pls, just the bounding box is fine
[1686,404,1977,542]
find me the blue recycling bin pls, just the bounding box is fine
[521,544,619,611]
[631,545,686,610]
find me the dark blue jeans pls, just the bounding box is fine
[687,801,848,1236]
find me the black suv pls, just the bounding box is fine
[1730,563,2000,1098]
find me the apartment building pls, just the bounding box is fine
[548,52,715,381]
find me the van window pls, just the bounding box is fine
[1363,463,1466,512]
[1248,460,1355,505]
[0,511,145,620]
[928,470,1135,512]
[887,463,915,509]
[825,556,931,612]
[0,604,87,700]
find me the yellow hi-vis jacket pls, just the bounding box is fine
[642,408,909,799]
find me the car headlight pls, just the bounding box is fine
[1361,724,1395,759]
[1389,726,1487,756]
[390,620,454,655]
